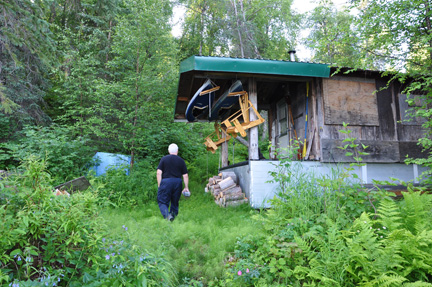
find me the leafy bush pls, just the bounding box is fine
[91,160,157,207]
[0,125,94,181]
[219,143,432,286]
[0,155,176,286]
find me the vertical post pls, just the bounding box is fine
[221,132,229,167]
[361,164,368,184]
[249,78,259,160]
[413,164,419,183]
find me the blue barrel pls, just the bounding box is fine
[90,152,131,176]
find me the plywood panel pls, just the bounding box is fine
[323,78,379,126]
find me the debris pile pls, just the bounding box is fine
[54,188,70,196]
[206,172,248,207]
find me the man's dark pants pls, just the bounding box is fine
[157,178,182,219]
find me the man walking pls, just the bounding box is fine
[156,143,189,221]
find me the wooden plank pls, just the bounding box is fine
[54,176,91,192]
[321,139,400,163]
[398,93,427,126]
[248,78,259,160]
[375,79,396,140]
[323,78,379,126]
[399,141,429,160]
[311,79,321,160]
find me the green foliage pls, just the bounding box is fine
[0,0,57,135]
[306,0,360,66]
[178,0,301,59]
[92,160,157,207]
[1,156,103,284]
[1,125,94,182]
[0,156,176,286]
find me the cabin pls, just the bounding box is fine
[174,55,429,208]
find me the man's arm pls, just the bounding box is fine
[182,173,189,192]
[157,169,162,187]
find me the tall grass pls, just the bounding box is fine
[102,152,262,284]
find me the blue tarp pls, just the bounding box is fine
[90,152,131,176]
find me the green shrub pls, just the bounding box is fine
[91,160,157,207]
[0,155,176,286]
[1,125,94,182]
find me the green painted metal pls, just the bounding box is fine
[180,56,330,78]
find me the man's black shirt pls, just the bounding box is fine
[157,154,188,179]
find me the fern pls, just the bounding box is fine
[360,274,407,287]
[293,220,350,286]
[376,198,403,231]
[400,191,432,235]
[403,282,432,287]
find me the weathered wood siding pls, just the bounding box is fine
[323,77,379,126]
[317,76,426,163]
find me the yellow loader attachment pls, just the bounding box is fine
[203,91,265,152]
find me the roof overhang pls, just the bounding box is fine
[180,56,331,78]
[174,56,331,122]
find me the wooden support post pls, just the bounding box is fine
[248,78,259,160]
[221,131,229,167]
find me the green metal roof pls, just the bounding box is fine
[180,56,330,78]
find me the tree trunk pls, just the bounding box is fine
[425,0,432,62]
[231,0,244,58]
[131,45,140,168]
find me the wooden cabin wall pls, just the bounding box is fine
[317,76,426,163]
[269,80,321,160]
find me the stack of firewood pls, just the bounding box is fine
[206,172,248,207]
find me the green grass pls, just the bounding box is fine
[102,182,262,283]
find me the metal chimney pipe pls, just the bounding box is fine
[288,50,296,61]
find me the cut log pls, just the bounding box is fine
[223,192,245,202]
[221,172,237,184]
[225,198,249,207]
[222,192,245,206]
[219,185,242,197]
[218,177,236,190]
[212,188,221,197]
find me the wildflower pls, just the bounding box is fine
[238,270,242,276]
[102,238,106,243]
[364,221,367,223]
[105,255,110,260]
[246,268,250,273]
[377,228,380,231]
[380,236,383,238]
[383,226,386,229]
[125,227,128,231]
[112,253,115,256]
[17,256,22,261]
[357,230,360,233]
[370,227,372,229]
[122,225,125,229]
